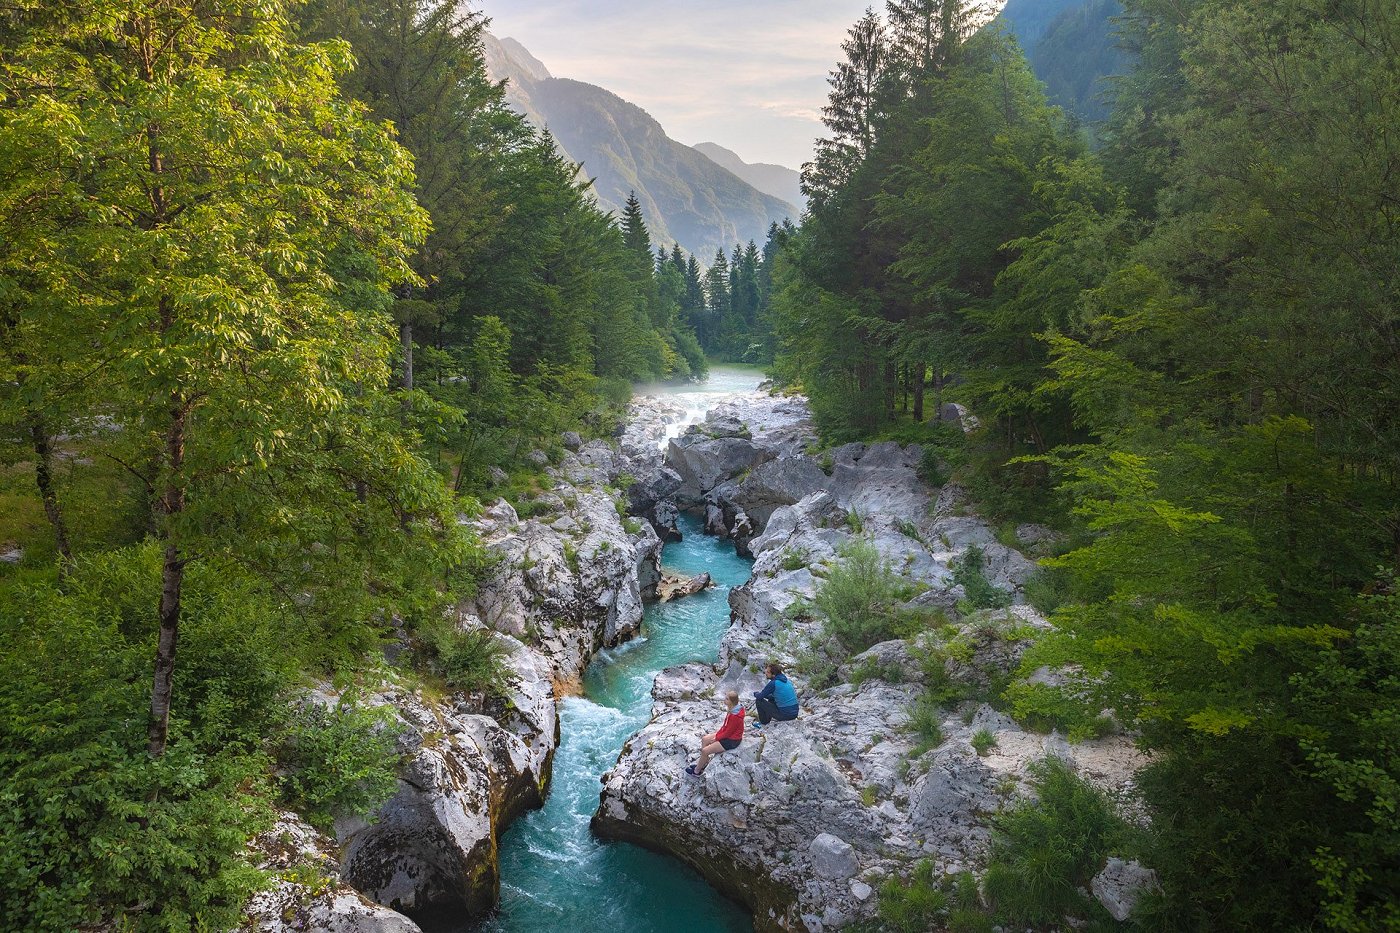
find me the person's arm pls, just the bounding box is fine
[754,679,775,701]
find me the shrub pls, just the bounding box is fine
[952,546,1013,612]
[1005,681,1116,742]
[908,693,946,757]
[878,859,948,932]
[919,445,950,488]
[0,550,282,930]
[813,539,918,654]
[276,700,401,831]
[781,549,807,572]
[1022,566,1071,615]
[429,625,513,699]
[971,729,998,756]
[897,519,926,545]
[982,757,1129,926]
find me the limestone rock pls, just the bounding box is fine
[667,433,773,506]
[244,813,424,932]
[657,570,712,602]
[561,430,583,451]
[1092,857,1161,922]
[809,834,859,880]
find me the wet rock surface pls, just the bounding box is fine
[595,390,1146,931]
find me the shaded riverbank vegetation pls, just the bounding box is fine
[771,1,1400,929]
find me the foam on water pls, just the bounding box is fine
[475,371,761,933]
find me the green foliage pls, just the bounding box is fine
[952,546,1013,613]
[907,693,946,757]
[780,549,808,572]
[813,539,920,654]
[971,729,997,757]
[1022,566,1071,615]
[982,757,1129,926]
[276,700,401,832]
[0,548,304,930]
[878,859,948,932]
[1006,681,1115,742]
[875,859,986,933]
[424,624,514,700]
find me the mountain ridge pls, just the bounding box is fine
[483,33,798,259]
[693,142,806,214]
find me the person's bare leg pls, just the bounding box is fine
[697,741,724,773]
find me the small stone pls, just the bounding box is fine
[1091,857,1161,922]
[850,880,873,902]
[809,832,859,880]
[487,466,508,487]
[0,547,21,565]
[561,431,583,451]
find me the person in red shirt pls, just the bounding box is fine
[686,689,744,777]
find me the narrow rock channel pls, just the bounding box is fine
[477,371,764,933]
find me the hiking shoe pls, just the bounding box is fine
[685,764,700,777]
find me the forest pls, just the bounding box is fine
[0,1,723,927]
[774,0,1398,929]
[2,0,1397,929]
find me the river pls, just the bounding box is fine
[478,368,762,933]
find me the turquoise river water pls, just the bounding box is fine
[478,370,761,933]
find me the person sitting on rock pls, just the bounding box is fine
[751,662,799,728]
[686,690,744,777]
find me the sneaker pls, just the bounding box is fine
[750,721,764,731]
[685,764,700,777]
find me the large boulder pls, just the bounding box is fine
[338,639,556,927]
[1092,857,1162,922]
[667,433,773,506]
[729,455,830,532]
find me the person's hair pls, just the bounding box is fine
[765,661,784,678]
[725,689,739,705]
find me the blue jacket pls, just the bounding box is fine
[755,673,799,711]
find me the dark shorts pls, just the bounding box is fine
[718,738,741,751]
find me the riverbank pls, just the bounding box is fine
[593,390,1148,931]
[244,369,766,932]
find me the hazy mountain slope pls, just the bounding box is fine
[482,34,798,258]
[996,0,1129,125]
[995,0,1083,46]
[694,142,806,214]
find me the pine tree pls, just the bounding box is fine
[621,192,653,261]
[807,8,889,207]
[885,0,990,85]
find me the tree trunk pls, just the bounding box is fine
[147,395,186,759]
[913,369,926,423]
[400,319,414,392]
[26,412,73,568]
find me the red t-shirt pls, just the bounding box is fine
[715,707,745,742]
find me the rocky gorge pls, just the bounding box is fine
[245,379,1151,933]
[246,412,679,931]
[592,389,1150,931]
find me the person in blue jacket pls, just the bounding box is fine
[752,661,799,727]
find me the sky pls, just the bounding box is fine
[476,0,894,170]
